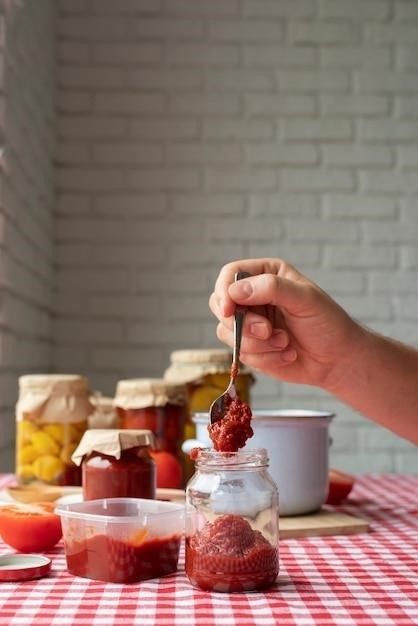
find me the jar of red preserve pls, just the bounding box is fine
[185,448,279,593]
[115,378,187,487]
[71,429,156,501]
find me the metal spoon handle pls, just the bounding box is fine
[232,271,251,374]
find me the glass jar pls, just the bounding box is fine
[115,378,187,488]
[15,374,92,486]
[72,429,156,501]
[164,349,255,481]
[87,395,118,429]
[185,448,279,593]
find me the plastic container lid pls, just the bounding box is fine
[0,554,51,582]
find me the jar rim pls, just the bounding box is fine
[193,447,269,468]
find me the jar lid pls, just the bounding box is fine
[89,394,115,412]
[18,374,90,395]
[169,349,233,365]
[114,378,186,409]
[164,349,253,383]
[71,428,155,465]
[0,554,51,582]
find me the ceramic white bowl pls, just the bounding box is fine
[182,409,335,517]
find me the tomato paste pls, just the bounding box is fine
[185,514,278,592]
[82,447,155,501]
[65,532,181,583]
[208,395,253,452]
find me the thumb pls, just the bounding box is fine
[228,274,316,316]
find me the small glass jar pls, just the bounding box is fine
[164,349,255,482]
[15,374,92,486]
[115,378,187,487]
[72,429,156,501]
[185,448,279,593]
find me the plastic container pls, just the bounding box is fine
[71,429,156,501]
[115,378,187,487]
[185,448,279,593]
[56,498,184,583]
[164,349,254,481]
[15,374,93,486]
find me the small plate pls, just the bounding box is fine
[0,554,51,582]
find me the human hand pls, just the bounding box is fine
[209,258,365,391]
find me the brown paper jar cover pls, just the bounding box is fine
[16,374,93,486]
[72,428,156,465]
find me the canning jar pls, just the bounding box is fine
[185,448,279,593]
[164,349,254,480]
[72,429,156,501]
[15,374,92,486]
[87,395,118,429]
[115,378,187,487]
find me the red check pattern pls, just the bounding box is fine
[0,474,417,626]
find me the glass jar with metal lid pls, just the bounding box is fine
[185,447,279,593]
[72,428,156,501]
[15,374,93,486]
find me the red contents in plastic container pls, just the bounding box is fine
[208,396,253,452]
[65,532,181,583]
[185,514,278,592]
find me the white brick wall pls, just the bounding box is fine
[53,0,418,474]
[0,0,56,469]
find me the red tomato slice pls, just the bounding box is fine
[150,450,183,489]
[326,469,355,505]
[0,502,62,553]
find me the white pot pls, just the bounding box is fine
[182,409,334,517]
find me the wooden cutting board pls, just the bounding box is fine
[280,509,369,539]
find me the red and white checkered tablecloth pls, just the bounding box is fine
[0,473,417,626]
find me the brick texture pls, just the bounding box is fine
[2,0,417,474]
[54,0,418,474]
[0,0,56,469]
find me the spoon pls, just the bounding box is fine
[209,271,250,425]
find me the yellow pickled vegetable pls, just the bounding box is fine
[60,442,77,465]
[189,386,223,412]
[68,423,85,443]
[32,455,64,482]
[17,464,35,481]
[205,373,230,389]
[31,431,60,456]
[17,420,38,444]
[17,444,38,465]
[43,423,65,444]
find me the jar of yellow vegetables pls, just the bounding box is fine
[16,374,93,486]
[164,349,254,481]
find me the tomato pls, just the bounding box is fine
[0,502,62,553]
[326,469,355,505]
[150,450,183,489]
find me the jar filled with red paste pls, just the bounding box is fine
[71,429,156,501]
[115,378,187,487]
[185,448,279,593]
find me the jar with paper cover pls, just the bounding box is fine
[115,378,187,488]
[87,395,118,429]
[72,428,156,501]
[164,349,254,480]
[16,374,92,486]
